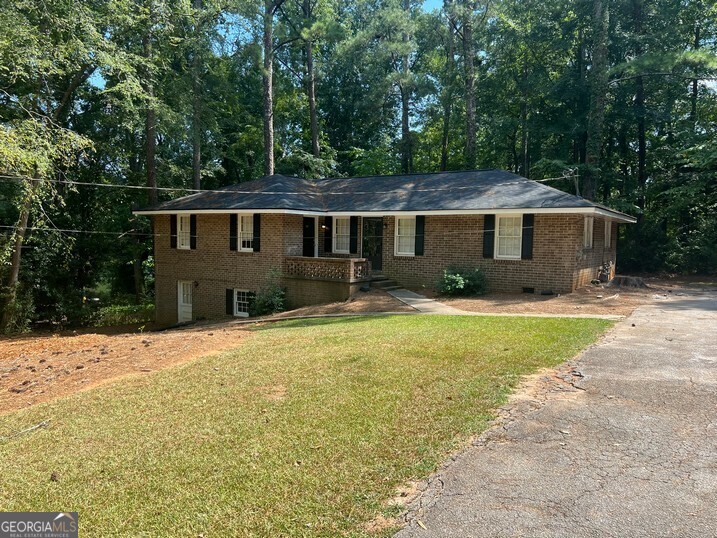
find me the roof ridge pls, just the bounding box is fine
[316,168,506,182]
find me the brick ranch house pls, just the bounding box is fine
[134,170,636,325]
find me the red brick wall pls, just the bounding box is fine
[381,214,591,294]
[153,212,620,324]
[153,213,287,325]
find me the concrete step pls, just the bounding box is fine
[371,278,399,289]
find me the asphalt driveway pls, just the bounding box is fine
[396,289,717,537]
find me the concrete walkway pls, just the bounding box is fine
[387,289,467,314]
[387,289,623,320]
[396,289,717,537]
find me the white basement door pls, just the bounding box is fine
[177,280,193,322]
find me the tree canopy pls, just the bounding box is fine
[1,0,716,330]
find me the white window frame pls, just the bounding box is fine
[494,214,523,260]
[604,220,612,248]
[333,216,351,254]
[238,214,254,252]
[178,215,191,250]
[395,216,416,256]
[233,289,253,317]
[584,216,594,249]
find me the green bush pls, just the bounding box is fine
[0,285,35,334]
[92,303,155,327]
[249,268,286,316]
[436,267,487,296]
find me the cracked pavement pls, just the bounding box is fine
[396,289,717,538]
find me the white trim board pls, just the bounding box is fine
[134,206,635,223]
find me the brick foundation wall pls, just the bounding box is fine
[284,279,359,308]
[381,214,588,294]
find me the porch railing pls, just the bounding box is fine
[283,256,371,283]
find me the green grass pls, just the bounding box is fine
[0,315,611,537]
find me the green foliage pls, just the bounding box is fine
[437,267,487,296]
[0,283,34,334]
[91,303,155,327]
[249,268,286,316]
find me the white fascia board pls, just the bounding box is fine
[134,206,636,223]
[327,207,637,223]
[132,208,325,217]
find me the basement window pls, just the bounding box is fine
[234,289,254,317]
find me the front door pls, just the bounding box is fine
[362,217,383,271]
[302,217,316,257]
[177,280,193,322]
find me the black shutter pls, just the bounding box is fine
[324,216,333,253]
[190,215,197,249]
[521,214,534,260]
[415,216,425,256]
[229,214,238,251]
[483,214,495,258]
[226,289,234,316]
[349,216,359,254]
[252,213,261,252]
[170,215,177,248]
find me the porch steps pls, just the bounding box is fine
[370,274,401,291]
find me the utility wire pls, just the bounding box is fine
[0,224,153,238]
[0,173,576,197]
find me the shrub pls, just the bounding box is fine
[250,268,286,316]
[0,285,35,334]
[92,303,155,327]
[436,267,487,296]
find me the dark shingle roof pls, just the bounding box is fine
[135,170,635,221]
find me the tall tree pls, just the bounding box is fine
[583,0,609,200]
[263,0,286,176]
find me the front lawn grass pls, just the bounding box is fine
[0,315,611,536]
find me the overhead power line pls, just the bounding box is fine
[0,173,576,198]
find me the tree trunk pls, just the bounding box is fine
[575,29,588,164]
[143,3,158,206]
[584,0,609,201]
[690,18,700,123]
[133,248,145,304]
[633,0,646,209]
[263,0,275,176]
[399,0,413,174]
[192,0,203,190]
[303,0,320,158]
[0,180,39,332]
[519,61,529,176]
[439,13,454,171]
[462,0,477,169]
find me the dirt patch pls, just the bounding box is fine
[257,384,287,401]
[416,277,710,317]
[271,288,415,318]
[0,323,250,415]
